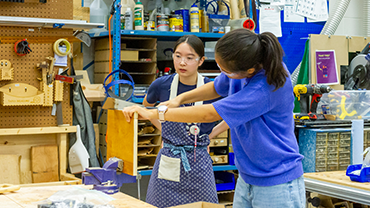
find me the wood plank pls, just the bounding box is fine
[0,155,21,184]
[106,110,137,176]
[93,124,100,156]
[0,126,77,136]
[304,171,370,191]
[0,134,58,184]
[57,133,68,176]
[348,36,370,52]
[2,185,156,208]
[31,145,59,183]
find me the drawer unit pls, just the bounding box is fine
[299,128,370,173]
[211,155,228,165]
[209,138,228,147]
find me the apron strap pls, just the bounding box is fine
[169,73,205,106]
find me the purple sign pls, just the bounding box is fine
[316,50,339,85]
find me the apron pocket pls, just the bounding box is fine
[158,155,180,182]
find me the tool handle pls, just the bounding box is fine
[299,94,310,114]
[310,94,322,113]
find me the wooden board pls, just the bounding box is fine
[348,36,370,53]
[31,145,59,183]
[304,171,370,191]
[106,110,137,176]
[2,185,156,208]
[0,155,21,184]
[309,34,348,88]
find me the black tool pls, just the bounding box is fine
[16,39,32,55]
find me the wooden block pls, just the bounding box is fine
[95,50,138,62]
[95,38,126,51]
[31,145,59,183]
[93,124,99,156]
[54,81,64,102]
[75,70,91,85]
[0,155,21,184]
[106,110,137,176]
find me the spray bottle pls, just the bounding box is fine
[134,0,144,30]
[190,4,199,33]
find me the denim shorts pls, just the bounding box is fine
[233,175,306,208]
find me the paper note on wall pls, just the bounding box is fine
[284,4,305,22]
[296,0,316,19]
[316,50,339,85]
[271,0,285,6]
[307,0,328,22]
[259,5,282,37]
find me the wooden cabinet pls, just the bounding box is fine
[210,130,230,165]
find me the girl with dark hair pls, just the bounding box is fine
[123,29,305,207]
[143,35,218,208]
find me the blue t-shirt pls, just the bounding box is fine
[146,74,217,135]
[212,70,304,186]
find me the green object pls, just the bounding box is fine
[293,39,310,113]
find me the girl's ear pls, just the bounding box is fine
[198,56,206,67]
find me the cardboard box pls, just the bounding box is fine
[95,50,138,62]
[94,62,110,73]
[170,202,225,208]
[95,38,126,50]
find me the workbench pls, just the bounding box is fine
[304,171,370,205]
[1,185,155,208]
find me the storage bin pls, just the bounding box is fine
[214,171,235,191]
[346,164,370,182]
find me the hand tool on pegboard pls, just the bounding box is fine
[14,39,32,56]
[243,0,256,31]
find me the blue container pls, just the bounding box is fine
[346,164,370,183]
[175,9,189,32]
[229,152,235,165]
[214,171,235,191]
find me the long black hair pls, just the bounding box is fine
[215,28,288,90]
[173,35,205,58]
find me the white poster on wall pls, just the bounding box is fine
[284,4,305,22]
[307,0,329,22]
[259,5,282,37]
[296,0,317,19]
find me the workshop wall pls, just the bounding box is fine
[330,0,365,37]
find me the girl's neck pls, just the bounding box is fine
[179,72,198,85]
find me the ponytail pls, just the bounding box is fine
[259,32,288,90]
[215,29,288,91]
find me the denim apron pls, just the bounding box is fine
[146,73,218,208]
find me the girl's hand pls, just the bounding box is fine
[122,106,156,122]
[159,97,181,108]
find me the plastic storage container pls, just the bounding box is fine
[214,171,235,191]
[319,90,370,120]
[89,0,108,33]
[346,164,370,182]
[134,1,144,30]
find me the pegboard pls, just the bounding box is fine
[0,42,72,128]
[0,0,73,20]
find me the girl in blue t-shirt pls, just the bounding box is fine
[142,35,218,208]
[122,29,305,208]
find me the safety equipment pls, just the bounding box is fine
[103,69,134,101]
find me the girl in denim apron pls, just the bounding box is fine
[142,35,218,208]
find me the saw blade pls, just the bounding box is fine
[74,30,91,47]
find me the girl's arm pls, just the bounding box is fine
[160,82,221,108]
[122,104,222,123]
[209,121,229,140]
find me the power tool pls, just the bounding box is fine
[294,84,333,119]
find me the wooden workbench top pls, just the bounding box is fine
[1,185,156,208]
[304,171,370,191]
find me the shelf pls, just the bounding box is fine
[0,126,77,136]
[121,61,156,64]
[138,133,161,137]
[123,48,157,51]
[128,72,156,75]
[120,30,224,41]
[0,16,104,29]
[91,30,224,41]
[138,144,161,148]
